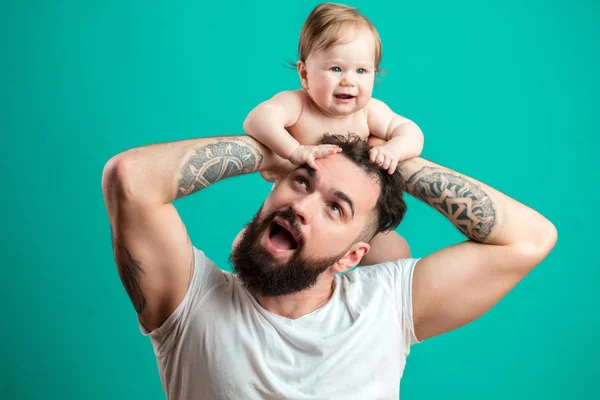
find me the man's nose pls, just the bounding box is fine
[291,195,316,225]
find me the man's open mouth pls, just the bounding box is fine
[268,220,299,251]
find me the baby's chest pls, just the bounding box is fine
[289,112,371,145]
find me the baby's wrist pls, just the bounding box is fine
[386,141,421,161]
[380,141,398,153]
[285,144,302,161]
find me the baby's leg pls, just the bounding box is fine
[360,230,411,266]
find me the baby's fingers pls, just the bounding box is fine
[387,159,399,175]
[306,155,319,170]
[382,156,392,171]
[315,145,341,158]
[369,148,379,163]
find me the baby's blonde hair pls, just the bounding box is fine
[298,3,382,72]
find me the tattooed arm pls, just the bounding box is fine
[102,136,286,331]
[397,157,557,341]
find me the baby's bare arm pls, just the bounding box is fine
[244,91,340,169]
[243,91,305,159]
[367,98,424,159]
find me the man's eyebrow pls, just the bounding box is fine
[297,164,316,178]
[333,190,355,219]
[297,164,355,218]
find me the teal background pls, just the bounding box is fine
[1,0,598,398]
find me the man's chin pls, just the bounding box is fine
[230,207,340,297]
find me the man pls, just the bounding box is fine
[102,134,556,399]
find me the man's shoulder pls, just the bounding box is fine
[342,259,420,289]
[349,258,420,276]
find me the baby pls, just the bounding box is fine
[240,2,424,264]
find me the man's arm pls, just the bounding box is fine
[102,136,283,331]
[398,157,557,341]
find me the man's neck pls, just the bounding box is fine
[253,271,337,320]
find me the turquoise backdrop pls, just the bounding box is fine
[1,0,598,398]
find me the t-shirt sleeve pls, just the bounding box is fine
[394,258,422,348]
[137,246,225,356]
[363,258,422,350]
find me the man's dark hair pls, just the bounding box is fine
[319,134,407,239]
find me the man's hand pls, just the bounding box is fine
[289,144,341,170]
[369,144,401,174]
[259,148,296,183]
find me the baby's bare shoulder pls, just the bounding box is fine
[269,89,307,108]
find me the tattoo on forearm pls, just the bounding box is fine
[111,231,146,314]
[406,167,496,242]
[177,139,263,198]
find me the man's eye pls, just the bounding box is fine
[357,68,366,74]
[295,177,308,188]
[330,66,341,73]
[329,204,342,215]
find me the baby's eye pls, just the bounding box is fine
[330,66,342,73]
[357,68,366,74]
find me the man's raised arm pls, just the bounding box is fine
[397,157,557,341]
[101,136,282,331]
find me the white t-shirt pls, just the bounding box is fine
[140,246,421,400]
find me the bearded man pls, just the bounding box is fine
[102,134,556,400]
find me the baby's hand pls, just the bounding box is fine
[369,144,400,174]
[289,144,341,170]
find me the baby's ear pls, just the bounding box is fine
[297,61,308,89]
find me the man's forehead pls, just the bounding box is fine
[307,155,379,212]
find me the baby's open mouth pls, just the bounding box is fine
[334,94,355,99]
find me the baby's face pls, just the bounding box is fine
[301,28,376,117]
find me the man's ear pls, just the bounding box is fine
[333,242,371,273]
[297,60,308,89]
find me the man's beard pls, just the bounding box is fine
[230,207,347,297]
